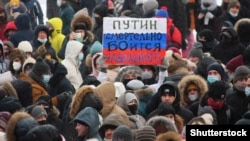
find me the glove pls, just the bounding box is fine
[54,91,72,108]
[159,57,169,72]
[33,44,47,59]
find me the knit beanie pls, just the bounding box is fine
[32,58,51,76]
[227,0,240,11]
[157,102,175,116]
[18,41,33,53]
[31,106,47,120]
[233,65,250,82]
[226,55,244,73]
[125,92,138,105]
[112,125,132,141]
[198,29,214,42]
[126,79,144,90]
[93,4,108,18]
[90,41,103,57]
[0,111,11,131]
[142,0,158,15]
[207,80,227,100]
[207,62,225,80]
[155,6,169,18]
[189,42,203,60]
[135,126,156,141]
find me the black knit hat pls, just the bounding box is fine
[207,80,227,100]
[93,4,108,18]
[36,95,53,109]
[32,58,51,76]
[112,125,133,141]
[157,102,176,116]
[198,29,214,42]
[207,62,225,80]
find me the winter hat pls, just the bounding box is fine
[197,105,217,124]
[36,95,53,109]
[189,42,203,60]
[22,57,36,72]
[125,92,138,105]
[74,22,87,31]
[235,111,250,125]
[112,125,133,141]
[18,41,33,53]
[10,0,20,7]
[9,48,25,62]
[3,41,15,50]
[198,29,214,42]
[114,82,126,98]
[187,84,198,91]
[227,0,240,10]
[233,65,250,82]
[159,85,176,97]
[157,102,176,116]
[135,126,156,141]
[207,62,225,79]
[90,41,103,57]
[200,113,213,125]
[31,106,47,120]
[221,21,234,28]
[207,80,227,100]
[156,131,182,141]
[194,56,217,79]
[226,55,244,73]
[155,6,169,18]
[142,0,159,15]
[93,4,108,18]
[0,111,11,131]
[32,58,51,76]
[126,79,144,90]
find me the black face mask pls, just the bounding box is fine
[48,29,54,36]
[38,120,47,125]
[128,104,138,115]
[203,3,210,8]
[123,79,133,87]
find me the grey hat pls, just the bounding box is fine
[233,65,250,82]
[112,125,133,141]
[189,42,203,59]
[31,106,47,120]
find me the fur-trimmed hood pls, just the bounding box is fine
[146,116,178,133]
[178,74,208,108]
[69,86,101,119]
[115,66,143,82]
[168,59,189,76]
[116,92,139,115]
[6,111,38,141]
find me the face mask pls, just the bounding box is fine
[141,71,153,79]
[207,75,219,83]
[234,84,246,92]
[229,74,234,80]
[38,120,46,125]
[245,86,250,97]
[13,62,21,71]
[77,53,84,61]
[188,93,198,101]
[123,79,133,87]
[128,104,138,115]
[229,11,238,17]
[43,75,51,83]
[57,0,62,7]
[38,38,47,43]
[203,3,210,8]
[48,30,54,36]
[207,97,224,109]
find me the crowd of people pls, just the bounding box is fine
[1,0,250,141]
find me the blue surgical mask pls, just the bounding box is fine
[43,75,50,83]
[245,86,250,97]
[207,75,219,83]
[77,53,84,61]
[188,93,198,101]
[38,38,47,43]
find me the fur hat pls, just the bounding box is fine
[0,111,11,131]
[233,65,250,82]
[32,58,51,76]
[207,80,227,100]
[189,42,203,59]
[226,55,244,73]
[31,106,47,120]
[135,126,156,141]
[112,125,133,141]
[71,8,93,31]
[9,48,25,62]
[155,6,169,18]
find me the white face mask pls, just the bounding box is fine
[229,11,238,17]
[188,93,198,101]
[13,62,21,71]
[245,86,250,97]
[38,38,47,43]
[57,0,62,7]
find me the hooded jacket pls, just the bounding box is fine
[74,107,102,141]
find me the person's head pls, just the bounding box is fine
[207,62,225,83]
[160,85,176,104]
[17,41,33,58]
[125,92,139,115]
[188,42,203,64]
[93,4,108,25]
[221,21,233,31]
[157,102,176,123]
[31,105,47,125]
[36,95,53,112]
[112,125,132,141]
[56,0,66,7]
[233,65,250,92]
[22,57,36,75]
[32,58,51,83]
[186,83,199,102]
[9,48,25,73]
[207,80,227,109]
[227,0,240,17]
[75,121,89,137]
